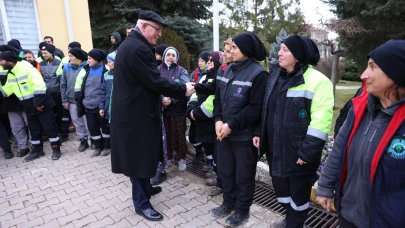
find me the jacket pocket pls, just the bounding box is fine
[292,135,304,148]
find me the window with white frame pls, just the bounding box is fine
[0,0,41,56]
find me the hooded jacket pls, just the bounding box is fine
[108,32,122,54]
[60,61,88,104]
[158,47,189,116]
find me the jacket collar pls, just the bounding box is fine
[230,58,255,71]
[130,29,154,53]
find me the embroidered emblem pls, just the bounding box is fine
[299,110,307,119]
[237,88,242,94]
[23,85,29,91]
[175,78,180,83]
[387,138,405,160]
[233,87,243,98]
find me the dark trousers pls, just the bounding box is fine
[339,215,358,228]
[51,92,70,136]
[0,119,11,154]
[85,108,110,150]
[27,108,61,153]
[217,138,258,215]
[0,113,12,136]
[213,140,222,188]
[271,175,313,228]
[202,142,214,157]
[130,177,152,210]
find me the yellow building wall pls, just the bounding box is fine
[35,0,93,55]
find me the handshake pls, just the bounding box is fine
[185,82,196,96]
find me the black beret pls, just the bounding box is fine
[68,41,81,49]
[138,10,167,26]
[69,47,88,62]
[39,42,55,54]
[368,40,405,87]
[88,49,107,62]
[0,51,19,63]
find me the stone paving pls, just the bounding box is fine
[0,133,280,228]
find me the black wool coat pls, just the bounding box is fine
[110,30,186,178]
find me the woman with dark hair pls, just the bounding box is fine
[187,51,224,181]
[316,40,405,228]
[210,32,268,227]
[257,35,334,228]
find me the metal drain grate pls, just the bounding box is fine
[185,155,339,228]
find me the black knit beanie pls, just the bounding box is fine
[0,45,19,54]
[39,42,55,54]
[88,49,107,62]
[7,39,21,50]
[282,35,320,65]
[69,48,88,62]
[0,51,19,63]
[368,40,405,87]
[232,32,266,61]
[199,51,210,63]
[156,44,169,56]
[68,41,81,49]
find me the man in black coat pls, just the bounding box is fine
[110,10,194,222]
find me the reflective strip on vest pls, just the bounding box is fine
[189,97,197,102]
[216,76,229,83]
[200,103,213,118]
[74,88,81,92]
[19,93,34,100]
[34,90,46,94]
[7,75,28,83]
[104,75,113,80]
[232,80,252,87]
[62,118,70,121]
[286,90,314,100]
[307,127,328,141]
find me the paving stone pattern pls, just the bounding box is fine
[0,134,280,227]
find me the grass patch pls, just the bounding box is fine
[337,80,362,87]
[330,88,359,135]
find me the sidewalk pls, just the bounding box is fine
[0,134,280,228]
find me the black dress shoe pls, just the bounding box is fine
[225,212,250,227]
[150,171,167,186]
[135,207,163,221]
[24,151,45,162]
[151,186,162,196]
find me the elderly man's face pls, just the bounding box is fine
[141,21,162,45]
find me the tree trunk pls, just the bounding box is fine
[331,53,342,97]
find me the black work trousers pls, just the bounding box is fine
[271,175,314,228]
[51,92,70,137]
[217,138,258,215]
[85,108,109,150]
[27,108,61,153]
[0,118,12,154]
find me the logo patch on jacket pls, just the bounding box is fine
[299,110,307,119]
[23,85,29,91]
[233,88,243,98]
[387,137,405,160]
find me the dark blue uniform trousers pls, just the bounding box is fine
[130,177,152,210]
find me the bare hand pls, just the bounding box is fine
[162,97,171,106]
[316,196,332,212]
[218,123,231,141]
[253,137,260,148]
[63,103,69,110]
[190,110,196,121]
[36,106,44,111]
[99,109,104,117]
[185,82,195,96]
[296,158,308,165]
[215,121,224,138]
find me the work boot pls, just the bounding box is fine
[91,149,101,157]
[211,204,234,218]
[193,146,203,162]
[205,177,217,186]
[202,159,213,172]
[24,146,45,162]
[225,212,250,227]
[271,218,287,228]
[51,145,61,160]
[150,171,167,186]
[17,148,29,157]
[101,148,111,156]
[79,139,89,152]
[4,151,14,159]
[207,186,223,196]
